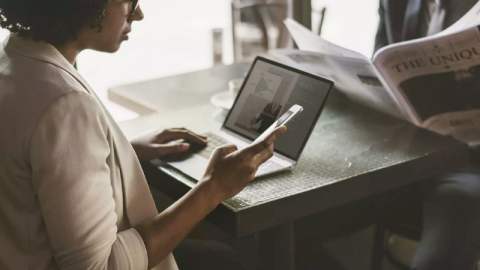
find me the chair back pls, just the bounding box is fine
[314,7,326,36]
[232,0,292,62]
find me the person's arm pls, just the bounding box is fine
[32,90,286,270]
[31,91,149,270]
[135,128,286,269]
[374,0,389,54]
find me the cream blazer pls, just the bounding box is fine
[0,35,177,270]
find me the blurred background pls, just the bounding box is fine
[0,2,438,269]
[0,0,380,122]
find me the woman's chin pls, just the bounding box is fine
[97,42,122,53]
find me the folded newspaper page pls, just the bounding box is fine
[272,17,480,146]
[373,26,480,145]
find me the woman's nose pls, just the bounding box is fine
[132,5,144,21]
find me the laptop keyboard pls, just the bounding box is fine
[257,159,284,173]
[193,132,286,174]
[194,132,230,159]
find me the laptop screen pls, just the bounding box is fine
[223,57,333,160]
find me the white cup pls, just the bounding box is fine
[228,78,244,95]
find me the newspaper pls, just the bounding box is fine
[271,18,480,146]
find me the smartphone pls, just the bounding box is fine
[253,104,303,144]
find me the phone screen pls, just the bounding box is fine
[276,111,294,128]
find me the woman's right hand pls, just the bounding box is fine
[135,126,286,269]
[200,126,287,204]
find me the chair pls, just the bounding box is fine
[371,204,480,270]
[371,219,422,270]
[313,7,326,36]
[231,0,292,62]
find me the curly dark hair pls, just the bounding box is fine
[0,0,110,45]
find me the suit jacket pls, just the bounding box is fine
[375,0,478,52]
[0,35,177,270]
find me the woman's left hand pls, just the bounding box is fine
[130,128,207,161]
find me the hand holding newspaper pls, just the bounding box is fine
[271,3,480,146]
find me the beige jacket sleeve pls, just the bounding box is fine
[30,91,149,270]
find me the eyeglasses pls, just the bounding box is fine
[129,0,139,17]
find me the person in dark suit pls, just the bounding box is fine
[375,1,480,269]
[251,102,283,134]
[375,0,478,52]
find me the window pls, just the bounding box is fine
[312,0,380,58]
[0,1,381,121]
[77,0,234,121]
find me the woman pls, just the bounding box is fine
[0,1,286,269]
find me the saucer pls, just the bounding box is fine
[210,91,237,110]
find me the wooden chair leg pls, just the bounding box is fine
[371,222,386,270]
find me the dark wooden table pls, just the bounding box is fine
[114,63,469,270]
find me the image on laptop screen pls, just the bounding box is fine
[224,58,333,160]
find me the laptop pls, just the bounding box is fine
[162,56,334,180]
